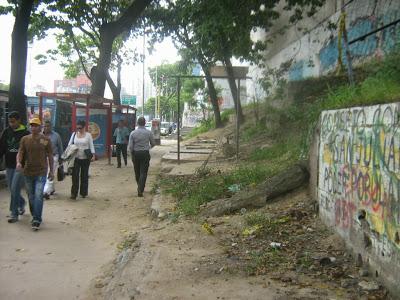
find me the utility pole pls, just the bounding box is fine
[141,30,145,116]
[155,66,158,119]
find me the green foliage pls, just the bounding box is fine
[36,0,141,83]
[220,109,235,123]
[161,162,289,215]
[147,61,203,121]
[185,118,214,139]
[241,123,267,142]
[0,83,9,91]
[257,48,400,158]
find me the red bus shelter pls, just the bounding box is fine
[36,92,136,164]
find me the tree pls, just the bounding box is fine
[1,0,36,123]
[37,0,151,103]
[1,0,60,123]
[148,61,201,122]
[87,0,152,98]
[147,1,224,128]
[149,0,325,126]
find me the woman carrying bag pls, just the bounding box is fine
[68,120,95,199]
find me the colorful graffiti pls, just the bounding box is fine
[318,103,400,250]
[319,13,400,73]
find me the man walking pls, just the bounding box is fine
[128,117,155,197]
[113,120,130,168]
[0,111,30,223]
[17,117,53,231]
[43,120,63,199]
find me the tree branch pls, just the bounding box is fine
[105,0,153,38]
[77,25,100,47]
[66,28,91,81]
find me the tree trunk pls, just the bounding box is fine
[201,63,223,128]
[8,0,35,124]
[223,55,244,124]
[90,0,152,98]
[200,162,309,217]
[91,27,114,97]
[105,71,121,105]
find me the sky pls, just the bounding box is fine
[0,7,180,101]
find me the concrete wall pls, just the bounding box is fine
[317,103,400,295]
[249,0,400,100]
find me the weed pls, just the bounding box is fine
[221,109,235,123]
[185,118,214,139]
[244,212,270,227]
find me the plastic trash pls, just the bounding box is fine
[270,242,282,249]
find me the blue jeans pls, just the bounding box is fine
[25,175,46,223]
[6,168,26,218]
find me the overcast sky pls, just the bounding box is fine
[0,5,179,98]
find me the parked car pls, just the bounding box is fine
[160,122,172,135]
[145,122,152,130]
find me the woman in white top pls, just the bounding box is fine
[68,120,95,199]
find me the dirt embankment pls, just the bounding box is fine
[0,136,390,299]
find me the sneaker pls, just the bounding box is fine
[18,207,25,215]
[43,193,50,200]
[138,192,143,197]
[70,195,77,200]
[31,221,40,231]
[8,217,18,223]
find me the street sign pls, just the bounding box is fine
[121,95,136,105]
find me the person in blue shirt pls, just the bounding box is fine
[113,120,130,168]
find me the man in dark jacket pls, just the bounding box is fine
[0,111,30,222]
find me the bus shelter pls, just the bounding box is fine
[36,92,136,164]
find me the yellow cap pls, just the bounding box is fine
[29,117,42,126]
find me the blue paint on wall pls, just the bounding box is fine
[319,13,400,74]
[319,38,339,72]
[348,18,377,57]
[288,60,315,81]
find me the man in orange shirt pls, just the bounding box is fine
[17,117,54,231]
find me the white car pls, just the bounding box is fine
[160,122,171,135]
[145,122,152,130]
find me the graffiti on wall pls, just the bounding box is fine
[318,103,400,250]
[319,15,400,73]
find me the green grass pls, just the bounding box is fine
[184,109,235,140]
[185,118,214,139]
[161,163,289,215]
[160,48,400,217]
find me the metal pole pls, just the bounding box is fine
[39,95,43,121]
[155,66,158,119]
[142,31,145,116]
[85,96,90,130]
[107,104,112,165]
[236,79,240,162]
[341,0,355,85]
[72,102,76,132]
[177,77,181,165]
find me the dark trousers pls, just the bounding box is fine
[132,151,150,194]
[116,143,128,167]
[71,158,90,197]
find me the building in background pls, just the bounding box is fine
[53,74,91,93]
